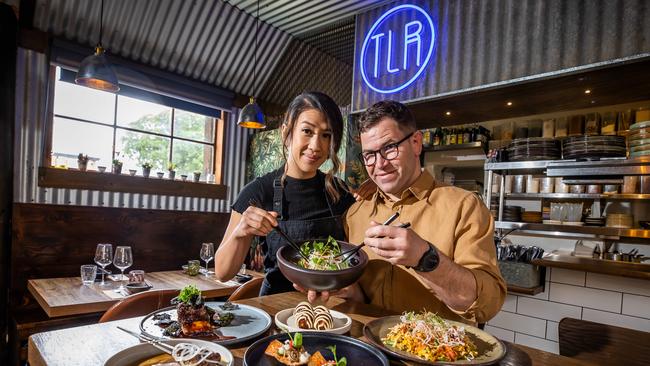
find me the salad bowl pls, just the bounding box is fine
[277,238,368,292]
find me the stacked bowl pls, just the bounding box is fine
[629,120,650,158]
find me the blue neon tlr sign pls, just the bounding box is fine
[359,4,436,94]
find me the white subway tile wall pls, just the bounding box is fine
[488,267,650,355]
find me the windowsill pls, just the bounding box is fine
[38,167,227,199]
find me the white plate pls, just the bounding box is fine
[104,338,233,366]
[274,308,352,335]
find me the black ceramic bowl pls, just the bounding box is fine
[277,239,368,292]
[244,331,388,366]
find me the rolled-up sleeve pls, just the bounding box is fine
[450,194,506,323]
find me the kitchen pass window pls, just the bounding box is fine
[50,67,221,180]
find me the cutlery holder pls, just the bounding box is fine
[498,261,543,288]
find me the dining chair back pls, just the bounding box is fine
[98,289,179,323]
[559,317,650,366]
[227,277,264,301]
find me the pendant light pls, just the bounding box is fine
[237,0,265,128]
[75,0,120,92]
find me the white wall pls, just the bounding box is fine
[488,235,650,354]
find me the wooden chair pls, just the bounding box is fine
[98,289,179,323]
[559,317,650,366]
[227,277,264,301]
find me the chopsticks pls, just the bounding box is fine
[333,212,407,261]
[248,199,310,262]
[117,326,226,366]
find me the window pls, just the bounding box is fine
[50,67,221,180]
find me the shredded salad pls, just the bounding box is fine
[298,236,349,271]
[382,311,478,362]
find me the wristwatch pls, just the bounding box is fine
[411,241,440,272]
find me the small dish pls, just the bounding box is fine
[125,282,152,295]
[105,338,233,366]
[274,308,352,335]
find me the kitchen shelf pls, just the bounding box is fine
[507,284,545,295]
[484,156,650,175]
[38,167,227,199]
[422,141,485,152]
[495,193,650,200]
[495,221,650,240]
[531,254,650,280]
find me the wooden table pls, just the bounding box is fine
[27,270,261,318]
[28,292,596,366]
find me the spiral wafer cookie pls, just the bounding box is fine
[293,301,314,329]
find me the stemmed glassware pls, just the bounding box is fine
[113,246,133,292]
[94,243,113,286]
[200,243,214,277]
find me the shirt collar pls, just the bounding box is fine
[372,170,436,204]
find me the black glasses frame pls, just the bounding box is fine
[358,131,415,166]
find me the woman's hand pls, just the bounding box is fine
[233,206,279,239]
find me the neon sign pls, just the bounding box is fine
[359,4,435,94]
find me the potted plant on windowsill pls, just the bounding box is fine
[112,159,123,174]
[193,171,201,182]
[167,162,177,180]
[77,153,89,171]
[142,162,152,178]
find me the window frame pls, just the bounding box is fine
[41,65,228,199]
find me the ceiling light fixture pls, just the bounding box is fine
[237,0,265,129]
[506,101,513,106]
[445,111,451,116]
[584,89,591,94]
[75,0,119,92]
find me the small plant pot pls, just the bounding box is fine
[112,164,122,175]
[181,175,188,181]
[193,172,201,182]
[142,167,151,178]
[97,166,106,173]
[156,172,164,179]
[168,170,176,180]
[129,169,137,176]
[77,161,87,171]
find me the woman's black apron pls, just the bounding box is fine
[259,176,346,296]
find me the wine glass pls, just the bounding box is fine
[94,243,113,286]
[113,246,133,292]
[200,243,214,276]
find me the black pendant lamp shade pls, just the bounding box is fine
[238,97,265,128]
[75,46,119,92]
[237,0,265,128]
[75,0,119,92]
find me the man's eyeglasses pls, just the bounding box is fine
[358,131,415,166]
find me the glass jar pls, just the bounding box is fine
[584,113,600,135]
[555,117,568,137]
[542,119,555,138]
[568,115,585,136]
[600,112,617,135]
[187,260,201,276]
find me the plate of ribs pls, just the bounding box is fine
[139,285,272,346]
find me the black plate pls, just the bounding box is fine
[244,332,389,366]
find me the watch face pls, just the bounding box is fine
[417,244,439,272]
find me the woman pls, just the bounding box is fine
[215,91,356,296]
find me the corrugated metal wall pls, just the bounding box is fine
[14,48,252,212]
[352,0,650,111]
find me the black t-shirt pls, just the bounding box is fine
[232,168,355,219]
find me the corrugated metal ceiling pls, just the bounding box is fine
[31,0,389,107]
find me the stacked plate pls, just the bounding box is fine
[562,135,627,160]
[507,138,561,161]
[521,211,543,223]
[584,217,606,227]
[629,120,650,158]
[502,206,523,222]
[606,213,634,228]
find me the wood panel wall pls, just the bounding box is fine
[10,203,231,309]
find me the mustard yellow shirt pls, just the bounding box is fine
[345,170,506,324]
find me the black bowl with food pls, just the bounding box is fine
[277,237,368,292]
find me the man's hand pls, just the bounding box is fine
[293,283,365,303]
[364,221,429,267]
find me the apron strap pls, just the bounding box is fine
[322,173,336,217]
[273,177,284,220]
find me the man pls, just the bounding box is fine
[314,100,505,325]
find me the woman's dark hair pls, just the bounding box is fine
[281,91,345,202]
[358,100,416,133]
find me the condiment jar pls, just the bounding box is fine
[622,176,639,193]
[542,119,555,138]
[555,178,570,193]
[526,175,540,194]
[586,184,602,194]
[569,185,586,194]
[513,175,526,193]
[540,177,554,193]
